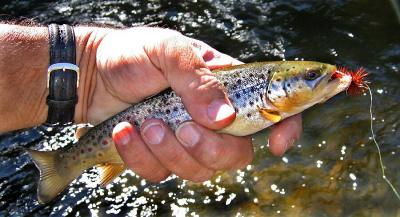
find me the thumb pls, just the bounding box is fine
[157,36,236,130]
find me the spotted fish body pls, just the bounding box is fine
[27,61,352,203]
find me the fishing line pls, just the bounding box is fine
[366,84,400,201]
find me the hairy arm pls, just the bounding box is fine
[0,24,106,132]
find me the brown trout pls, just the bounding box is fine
[27,61,351,203]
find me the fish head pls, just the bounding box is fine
[266,61,352,113]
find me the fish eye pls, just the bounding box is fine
[304,70,320,80]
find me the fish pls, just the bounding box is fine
[27,61,352,203]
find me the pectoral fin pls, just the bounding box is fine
[98,164,126,187]
[258,107,282,123]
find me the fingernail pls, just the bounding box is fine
[176,122,201,148]
[207,99,235,122]
[113,125,132,146]
[142,123,165,145]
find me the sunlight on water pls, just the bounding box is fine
[0,0,399,216]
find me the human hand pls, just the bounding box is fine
[87,27,301,182]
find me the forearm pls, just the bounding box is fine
[0,24,107,132]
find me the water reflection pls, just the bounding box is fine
[0,0,399,216]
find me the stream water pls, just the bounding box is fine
[1,0,399,216]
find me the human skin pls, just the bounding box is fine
[0,24,302,182]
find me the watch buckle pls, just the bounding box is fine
[47,63,80,88]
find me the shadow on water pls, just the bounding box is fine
[1,0,399,216]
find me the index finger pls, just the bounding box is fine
[156,36,237,130]
[189,38,243,69]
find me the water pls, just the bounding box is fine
[1,0,399,216]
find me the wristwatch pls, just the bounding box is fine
[46,24,79,125]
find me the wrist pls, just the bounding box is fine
[0,25,109,132]
[72,26,109,124]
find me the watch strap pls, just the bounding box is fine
[46,24,78,125]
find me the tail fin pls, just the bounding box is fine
[26,149,75,204]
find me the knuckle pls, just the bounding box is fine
[162,37,205,73]
[203,143,225,168]
[189,170,214,183]
[123,152,152,171]
[134,162,171,183]
[164,149,185,164]
[185,74,225,100]
[163,35,189,58]
[147,170,170,183]
[195,74,221,90]
[123,157,141,169]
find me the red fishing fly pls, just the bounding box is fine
[333,67,369,95]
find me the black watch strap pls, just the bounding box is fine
[46,24,79,125]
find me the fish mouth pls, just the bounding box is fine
[327,69,351,87]
[315,69,342,90]
[328,72,337,83]
[328,69,344,83]
[317,68,352,103]
[316,68,346,89]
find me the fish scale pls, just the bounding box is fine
[27,61,352,203]
[77,62,273,161]
[108,62,272,131]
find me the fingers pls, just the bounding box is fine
[189,38,243,69]
[140,119,215,182]
[268,114,302,156]
[112,122,170,182]
[113,119,253,183]
[154,36,237,130]
[110,32,253,183]
[176,121,254,171]
[113,114,300,183]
